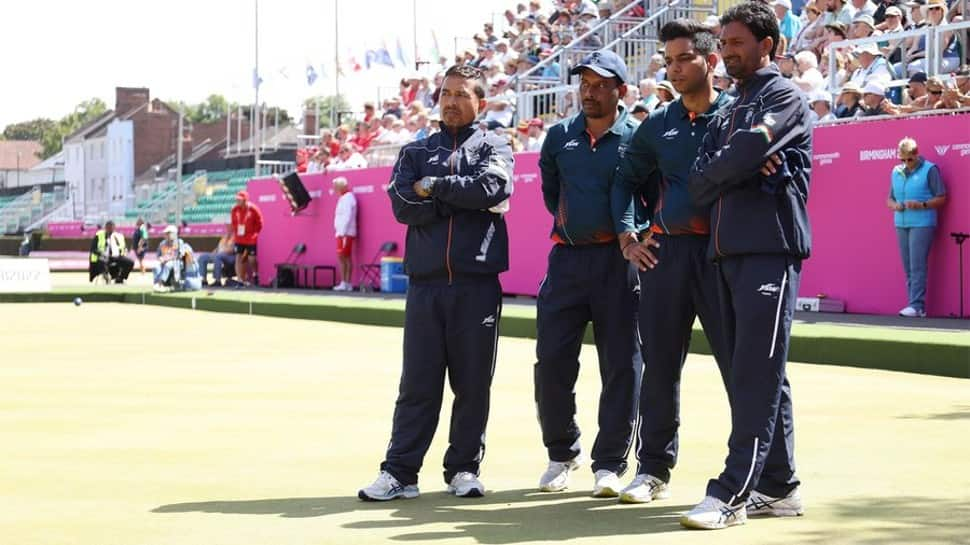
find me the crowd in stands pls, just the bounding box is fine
[295,0,969,173]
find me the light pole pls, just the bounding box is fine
[176,108,184,227]
[17,151,21,187]
[254,0,261,175]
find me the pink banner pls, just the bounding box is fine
[251,115,968,317]
[249,153,553,292]
[804,113,969,317]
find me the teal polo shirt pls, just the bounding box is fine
[612,92,733,236]
[539,106,646,245]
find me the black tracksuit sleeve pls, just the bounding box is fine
[538,130,560,216]
[388,145,452,226]
[689,85,808,206]
[430,135,514,210]
[612,121,659,234]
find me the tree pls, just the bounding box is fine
[303,95,352,129]
[2,118,57,143]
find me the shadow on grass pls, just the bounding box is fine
[154,489,692,542]
[791,496,970,545]
[898,405,970,420]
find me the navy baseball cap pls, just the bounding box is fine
[909,72,928,83]
[570,50,629,84]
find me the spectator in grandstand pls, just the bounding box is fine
[849,13,878,37]
[954,68,970,95]
[779,52,798,77]
[388,119,413,145]
[331,143,369,171]
[349,121,375,152]
[373,115,400,145]
[153,225,201,292]
[524,117,546,151]
[774,0,803,44]
[656,80,678,105]
[306,148,330,174]
[384,97,404,118]
[898,0,954,75]
[898,72,932,111]
[622,84,641,110]
[636,79,658,111]
[484,77,516,128]
[631,102,650,122]
[852,0,879,17]
[792,1,825,51]
[878,5,906,33]
[935,78,969,109]
[793,50,826,91]
[320,129,340,157]
[196,223,236,288]
[132,218,149,274]
[231,191,263,287]
[888,136,946,318]
[848,43,894,86]
[363,102,377,123]
[858,81,899,115]
[539,49,563,79]
[645,53,667,82]
[331,176,357,292]
[820,49,851,87]
[809,90,838,122]
[713,61,735,92]
[412,113,431,140]
[835,81,865,116]
[826,0,857,27]
[88,220,133,284]
[815,21,848,57]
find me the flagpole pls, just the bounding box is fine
[413,0,418,71]
[333,0,340,128]
[254,0,261,174]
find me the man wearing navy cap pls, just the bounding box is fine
[534,49,646,497]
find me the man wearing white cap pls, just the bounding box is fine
[808,90,837,123]
[857,81,898,116]
[849,13,877,38]
[848,42,893,87]
[773,0,802,43]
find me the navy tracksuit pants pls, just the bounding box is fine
[381,276,502,486]
[534,243,642,475]
[634,234,730,482]
[707,254,801,505]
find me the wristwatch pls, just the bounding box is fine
[420,177,437,194]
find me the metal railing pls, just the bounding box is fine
[255,160,297,178]
[0,186,69,234]
[513,0,715,123]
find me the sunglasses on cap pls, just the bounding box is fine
[928,89,943,94]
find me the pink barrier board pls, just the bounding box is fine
[248,152,552,292]
[251,115,968,317]
[805,113,969,317]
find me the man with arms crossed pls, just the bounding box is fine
[684,2,811,530]
[611,18,732,505]
[359,65,514,501]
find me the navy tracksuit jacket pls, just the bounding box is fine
[689,64,812,505]
[535,107,645,475]
[382,124,514,486]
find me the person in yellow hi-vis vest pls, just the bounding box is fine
[89,220,134,283]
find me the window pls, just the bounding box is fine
[100,142,105,160]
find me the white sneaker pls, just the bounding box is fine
[447,472,485,498]
[680,496,747,530]
[333,283,348,292]
[899,306,926,317]
[746,488,804,517]
[538,455,583,492]
[357,471,420,501]
[592,470,622,498]
[618,474,670,504]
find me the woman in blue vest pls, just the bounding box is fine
[887,137,947,317]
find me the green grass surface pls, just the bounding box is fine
[2,303,968,545]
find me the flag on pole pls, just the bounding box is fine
[395,38,410,69]
[376,43,394,68]
[431,30,441,63]
[306,64,319,86]
[252,68,263,89]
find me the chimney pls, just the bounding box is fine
[115,87,150,115]
[304,111,318,136]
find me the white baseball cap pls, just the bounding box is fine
[862,81,886,96]
[772,0,793,10]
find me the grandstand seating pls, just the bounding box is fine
[124,168,253,225]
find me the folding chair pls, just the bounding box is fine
[273,243,307,288]
[359,241,398,292]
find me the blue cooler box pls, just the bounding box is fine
[380,257,407,293]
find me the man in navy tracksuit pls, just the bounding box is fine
[534,50,645,497]
[611,19,733,505]
[359,65,514,501]
[681,3,811,530]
